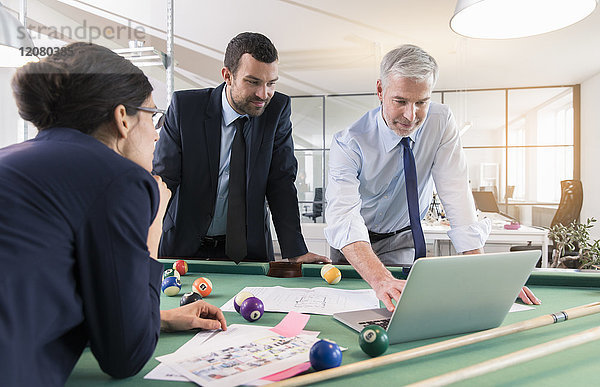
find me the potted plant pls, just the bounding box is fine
[548,218,599,269]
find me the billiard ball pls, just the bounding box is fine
[161,276,182,296]
[192,277,213,297]
[309,339,342,371]
[180,291,203,306]
[234,291,255,313]
[240,296,264,322]
[359,324,389,357]
[162,268,181,281]
[320,264,342,285]
[173,260,188,276]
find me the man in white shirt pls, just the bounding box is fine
[325,44,540,310]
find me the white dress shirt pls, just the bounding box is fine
[324,102,490,253]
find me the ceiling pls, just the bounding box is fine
[6,0,600,97]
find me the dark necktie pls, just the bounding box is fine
[400,137,426,259]
[226,116,248,263]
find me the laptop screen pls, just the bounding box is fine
[472,191,500,213]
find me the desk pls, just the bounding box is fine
[68,261,600,386]
[275,223,550,267]
[423,224,550,267]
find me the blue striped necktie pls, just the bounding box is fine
[400,137,426,259]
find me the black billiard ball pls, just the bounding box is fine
[180,291,203,307]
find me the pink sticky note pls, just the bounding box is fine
[269,311,310,337]
[262,362,311,381]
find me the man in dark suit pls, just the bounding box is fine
[153,32,329,264]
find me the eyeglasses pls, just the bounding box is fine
[129,106,166,129]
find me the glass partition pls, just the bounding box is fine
[324,94,379,147]
[290,96,324,149]
[444,90,506,147]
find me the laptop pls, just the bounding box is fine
[333,250,540,344]
[472,191,516,221]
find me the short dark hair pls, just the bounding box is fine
[11,42,153,134]
[224,32,278,75]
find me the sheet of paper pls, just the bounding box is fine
[510,302,535,312]
[159,331,319,387]
[261,362,312,382]
[221,286,380,315]
[146,313,318,383]
[270,311,310,337]
[144,329,220,381]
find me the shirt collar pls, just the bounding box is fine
[377,106,418,153]
[221,85,248,126]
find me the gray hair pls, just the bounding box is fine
[379,44,439,90]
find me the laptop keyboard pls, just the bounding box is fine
[358,318,390,330]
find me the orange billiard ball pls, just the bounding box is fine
[192,277,213,297]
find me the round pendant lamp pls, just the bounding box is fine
[450,0,598,39]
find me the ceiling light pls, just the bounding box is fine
[0,2,37,67]
[114,41,169,68]
[450,0,598,39]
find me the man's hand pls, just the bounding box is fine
[373,277,407,312]
[340,241,408,311]
[289,252,331,264]
[462,248,484,255]
[160,301,227,332]
[518,286,541,305]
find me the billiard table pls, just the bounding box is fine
[67,260,600,386]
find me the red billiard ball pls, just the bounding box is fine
[173,260,188,276]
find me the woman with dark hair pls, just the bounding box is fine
[0,42,226,386]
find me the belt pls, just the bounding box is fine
[200,235,226,248]
[368,225,412,243]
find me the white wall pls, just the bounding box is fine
[580,71,600,240]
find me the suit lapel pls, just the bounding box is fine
[205,84,225,190]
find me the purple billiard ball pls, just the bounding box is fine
[240,297,264,322]
[234,291,254,313]
[309,339,342,371]
[180,291,203,307]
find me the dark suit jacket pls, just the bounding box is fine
[0,128,162,386]
[153,83,308,261]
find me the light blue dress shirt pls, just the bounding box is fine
[324,102,490,253]
[206,87,248,236]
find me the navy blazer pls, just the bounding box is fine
[153,83,308,260]
[0,128,163,386]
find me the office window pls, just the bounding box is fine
[291,86,579,227]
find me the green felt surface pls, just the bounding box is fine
[67,262,600,386]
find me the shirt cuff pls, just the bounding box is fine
[324,214,370,250]
[447,218,492,253]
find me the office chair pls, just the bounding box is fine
[302,187,323,223]
[509,179,583,266]
[550,180,583,228]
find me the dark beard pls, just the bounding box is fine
[229,87,271,117]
